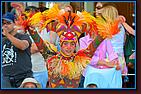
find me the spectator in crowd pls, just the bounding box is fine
[38,2,48,12]
[19,78,41,88]
[80,5,128,88]
[2,12,33,88]
[95,2,135,36]
[10,2,25,17]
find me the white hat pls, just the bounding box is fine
[19,78,41,88]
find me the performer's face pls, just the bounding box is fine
[61,41,76,56]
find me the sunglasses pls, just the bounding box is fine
[96,6,103,10]
[2,21,12,25]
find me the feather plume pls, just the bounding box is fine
[29,12,43,26]
[80,11,98,34]
[95,16,120,38]
[41,4,60,30]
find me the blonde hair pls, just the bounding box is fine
[101,5,118,22]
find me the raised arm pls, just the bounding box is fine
[83,34,104,58]
[27,27,56,59]
[2,27,29,50]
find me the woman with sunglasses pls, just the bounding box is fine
[82,4,130,88]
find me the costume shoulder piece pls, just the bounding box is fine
[47,52,90,80]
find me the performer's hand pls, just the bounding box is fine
[111,58,119,65]
[111,59,121,70]
[98,60,107,65]
[90,31,97,40]
[115,65,121,70]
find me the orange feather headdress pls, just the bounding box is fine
[21,4,120,44]
[39,4,98,45]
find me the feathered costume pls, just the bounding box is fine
[17,4,120,88]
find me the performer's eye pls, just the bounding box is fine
[71,42,75,46]
[63,41,68,45]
